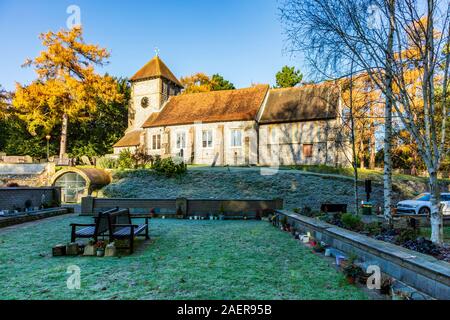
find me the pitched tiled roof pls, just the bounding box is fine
[113,130,142,147]
[130,55,183,87]
[143,85,269,128]
[259,83,339,124]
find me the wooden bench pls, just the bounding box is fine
[70,208,119,242]
[107,209,149,254]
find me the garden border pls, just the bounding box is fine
[276,209,450,300]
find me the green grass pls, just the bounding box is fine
[0,216,367,300]
[420,227,450,242]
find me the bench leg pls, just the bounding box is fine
[129,235,134,254]
[71,226,76,243]
[145,218,150,240]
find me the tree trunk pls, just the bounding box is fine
[369,125,376,169]
[349,59,359,215]
[59,113,68,159]
[359,139,365,169]
[429,170,443,244]
[384,0,395,222]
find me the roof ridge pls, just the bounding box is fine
[177,84,269,98]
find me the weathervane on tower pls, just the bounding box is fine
[154,47,160,57]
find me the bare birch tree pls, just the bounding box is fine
[280,0,450,243]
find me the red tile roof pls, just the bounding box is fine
[143,85,269,128]
[259,83,339,124]
[113,130,142,147]
[130,55,183,87]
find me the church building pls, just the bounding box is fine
[113,55,350,167]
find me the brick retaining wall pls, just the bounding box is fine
[0,187,61,211]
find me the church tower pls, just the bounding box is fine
[127,55,183,131]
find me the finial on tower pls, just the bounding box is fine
[154,47,160,57]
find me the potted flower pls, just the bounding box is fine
[343,263,363,285]
[95,241,107,257]
[312,242,325,253]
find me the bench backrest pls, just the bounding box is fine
[94,207,119,235]
[105,209,131,235]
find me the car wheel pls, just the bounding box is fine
[418,207,430,215]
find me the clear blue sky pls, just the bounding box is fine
[0,0,306,91]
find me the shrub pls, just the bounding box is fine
[118,149,135,169]
[97,156,119,169]
[132,149,154,168]
[341,213,363,231]
[396,228,419,244]
[152,156,187,178]
[364,222,382,235]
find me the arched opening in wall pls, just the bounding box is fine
[53,172,86,203]
[51,168,111,204]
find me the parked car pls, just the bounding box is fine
[396,193,450,215]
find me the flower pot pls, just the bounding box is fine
[96,249,105,257]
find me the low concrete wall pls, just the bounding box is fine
[0,187,61,211]
[81,196,283,217]
[0,207,73,228]
[276,210,450,300]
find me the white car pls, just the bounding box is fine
[396,193,450,215]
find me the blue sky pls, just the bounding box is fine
[0,0,305,91]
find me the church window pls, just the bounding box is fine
[152,134,161,150]
[230,129,242,147]
[202,130,213,148]
[303,144,313,158]
[176,132,186,149]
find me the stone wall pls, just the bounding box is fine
[0,187,61,211]
[0,163,56,187]
[144,120,259,166]
[258,120,351,166]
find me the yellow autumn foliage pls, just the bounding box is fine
[12,27,123,155]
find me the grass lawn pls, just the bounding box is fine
[0,216,367,300]
[281,165,450,185]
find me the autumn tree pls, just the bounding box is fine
[180,73,235,94]
[13,27,122,159]
[341,73,383,169]
[275,65,303,88]
[0,85,10,118]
